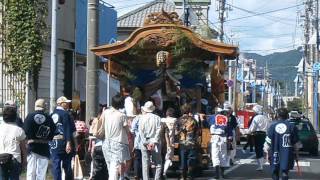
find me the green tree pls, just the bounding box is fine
[287,98,303,112]
[1,0,48,90]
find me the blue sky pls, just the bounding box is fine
[106,0,304,55]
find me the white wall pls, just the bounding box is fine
[37,50,65,100]
[76,66,120,105]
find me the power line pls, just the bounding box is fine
[214,3,303,24]
[241,45,299,52]
[115,1,151,10]
[239,35,293,39]
[226,3,296,25]
[225,20,289,32]
[237,33,294,39]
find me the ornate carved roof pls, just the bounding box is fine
[92,11,238,70]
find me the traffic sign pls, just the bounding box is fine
[313,62,320,71]
[227,80,234,87]
[250,81,256,87]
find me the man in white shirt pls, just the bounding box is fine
[241,104,270,170]
[138,101,162,180]
[122,86,136,117]
[122,86,136,179]
[131,113,143,180]
[161,108,177,177]
[102,95,131,180]
[0,105,27,179]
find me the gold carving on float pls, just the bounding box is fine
[144,33,177,47]
[143,9,183,26]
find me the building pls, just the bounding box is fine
[237,55,275,109]
[0,0,76,116]
[117,0,218,41]
[75,0,119,111]
[0,0,118,117]
[172,0,217,38]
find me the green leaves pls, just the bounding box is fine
[2,0,48,82]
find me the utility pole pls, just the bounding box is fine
[218,0,226,42]
[50,0,58,113]
[86,0,99,125]
[232,58,238,111]
[183,0,190,26]
[303,0,311,118]
[314,0,319,131]
[285,82,288,97]
[217,0,233,105]
[241,60,245,105]
[278,82,281,108]
[252,60,256,103]
[262,64,267,108]
[228,60,232,104]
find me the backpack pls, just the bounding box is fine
[91,113,105,139]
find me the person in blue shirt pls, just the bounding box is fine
[131,112,143,180]
[208,107,233,179]
[49,96,75,180]
[264,108,300,180]
[223,102,239,165]
[24,99,56,180]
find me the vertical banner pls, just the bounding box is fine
[313,70,319,131]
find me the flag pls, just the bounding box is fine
[237,66,243,81]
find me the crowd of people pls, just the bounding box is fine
[0,91,301,180]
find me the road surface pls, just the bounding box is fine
[166,146,320,179]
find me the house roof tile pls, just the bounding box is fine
[117,0,175,28]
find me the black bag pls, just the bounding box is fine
[0,153,13,165]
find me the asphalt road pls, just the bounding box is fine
[19,139,320,180]
[166,145,320,180]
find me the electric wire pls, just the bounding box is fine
[188,0,234,43]
[214,3,303,24]
[226,3,296,25]
[115,1,152,10]
[241,45,299,52]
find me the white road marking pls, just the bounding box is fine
[263,160,310,167]
[225,155,311,175]
[224,154,256,175]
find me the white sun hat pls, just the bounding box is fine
[141,101,155,113]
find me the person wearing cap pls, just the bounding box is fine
[0,105,27,179]
[241,104,270,171]
[24,99,56,180]
[264,108,300,180]
[138,101,162,180]
[288,111,301,120]
[4,100,24,128]
[101,94,130,180]
[176,104,199,180]
[208,107,233,179]
[49,96,75,180]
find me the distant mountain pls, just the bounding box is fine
[242,48,303,95]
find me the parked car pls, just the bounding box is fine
[288,118,319,156]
